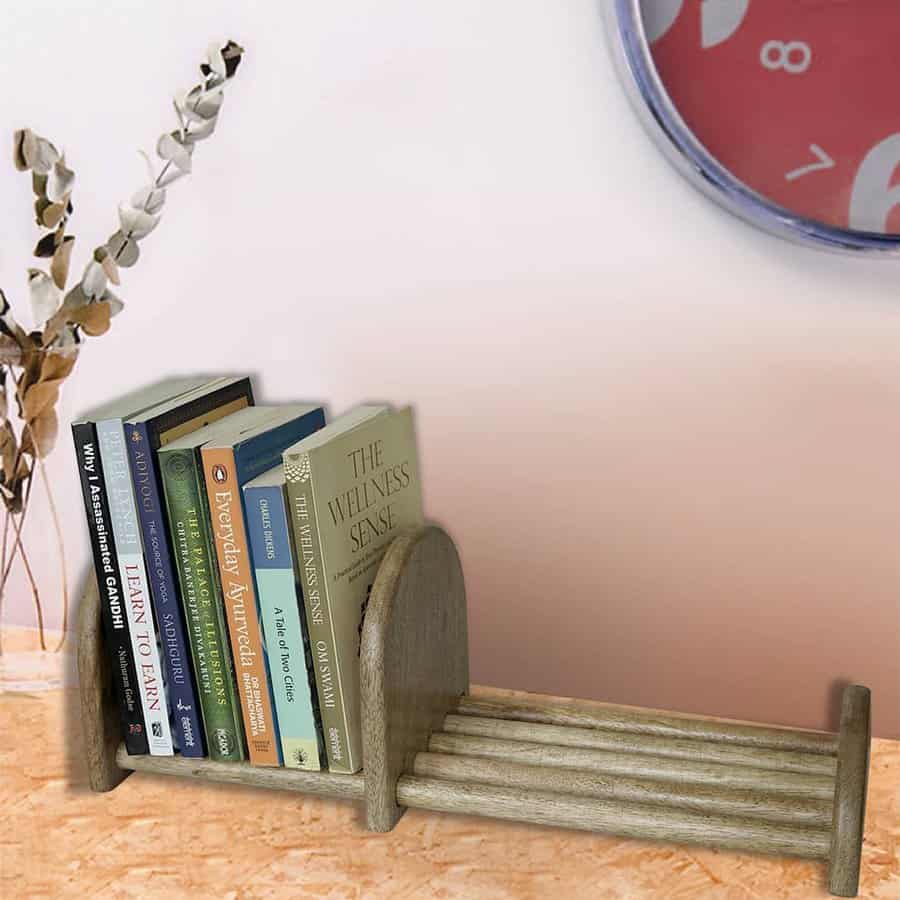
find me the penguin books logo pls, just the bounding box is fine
[212,464,228,484]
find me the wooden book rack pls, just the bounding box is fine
[77,525,871,897]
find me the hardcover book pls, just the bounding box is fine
[73,377,219,756]
[244,464,325,770]
[283,405,423,773]
[199,404,325,766]
[124,375,254,757]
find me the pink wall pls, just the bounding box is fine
[2,0,897,736]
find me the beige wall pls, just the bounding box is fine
[2,0,897,736]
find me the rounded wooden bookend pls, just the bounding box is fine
[828,685,871,898]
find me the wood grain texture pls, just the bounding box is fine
[828,685,872,898]
[444,714,837,776]
[360,526,469,832]
[456,694,840,756]
[396,777,832,859]
[116,743,365,800]
[412,751,833,826]
[429,732,837,798]
[75,572,129,794]
[4,675,899,899]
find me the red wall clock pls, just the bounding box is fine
[605,0,900,253]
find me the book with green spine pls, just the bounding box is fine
[283,405,423,773]
[159,437,246,762]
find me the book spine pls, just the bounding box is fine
[72,423,149,755]
[284,453,351,772]
[159,447,245,762]
[245,482,323,770]
[96,419,174,755]
[126,421,205,758]
[201,448,281,766]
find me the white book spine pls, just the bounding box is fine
[97,418,174,755]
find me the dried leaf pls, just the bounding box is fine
[184,116,217,143]
[32,172,48,197]
[23,406,58,458]
[39,200,67,229]
[206,42,227,79]
[131,185,166,215]
[39,350,76,382]
[101,290,124,317]
[82,260,108,300]
[94,247,121,285]
[0,335,23,366]
[22,379,62,422]
[30,136,60,176]
[46,157,75,203]
[118,203,160,239]
[176,85,224,123]
[13,129,35,171]
[222,40,244,78]
[0,420,18,483]
[34,232,58,258]
[106,231,140,268]
[69,300,112,336]
[27,269,62,328]
[156,132,193,173]
[51,236,75,290]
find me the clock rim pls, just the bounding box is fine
[603,0,900,255]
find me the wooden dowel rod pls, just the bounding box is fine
[396,777,831,860]
[412,752,833,827]
[828,685,871,898]
[444,715,836,777]
[115,744,365,801]
[429,733,836,799]
[458,695,839,756]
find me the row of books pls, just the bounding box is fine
[73,376,423,773]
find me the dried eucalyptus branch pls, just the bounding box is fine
[0,39,244,652]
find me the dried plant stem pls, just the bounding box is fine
[0,472,44,651]
[35,451,68,651]
[0,511,9,655]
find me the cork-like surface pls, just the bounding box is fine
[2,647,898,898]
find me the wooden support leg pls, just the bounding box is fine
[76,572,131,793]
[828,684,871,898]
[360,525,469,832]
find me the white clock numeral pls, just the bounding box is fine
[761,40,812,74]
[701,0,750,48]
[849,135,900,233]
[785,145,835,182]
[641,0,684,43]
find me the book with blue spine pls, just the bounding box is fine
[244,463,325,770]
[124,375,254,757]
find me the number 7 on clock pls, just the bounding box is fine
[785,144,835,182]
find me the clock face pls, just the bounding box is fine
[605,0,900,252]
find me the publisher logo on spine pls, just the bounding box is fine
[212,464,228,484]
[214,728,236,757]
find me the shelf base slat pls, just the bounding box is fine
[397,776,832,860]
[115,744,365,801]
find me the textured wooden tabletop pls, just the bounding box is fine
[1,637,898,899]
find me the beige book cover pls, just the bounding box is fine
[284,406,423,773]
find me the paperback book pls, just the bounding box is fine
[244,464,325,770]
[283,405,423,773]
